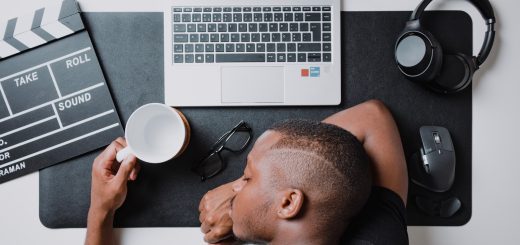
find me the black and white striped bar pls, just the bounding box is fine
[0,0,84,59]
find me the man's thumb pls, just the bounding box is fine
[115,155,137,184]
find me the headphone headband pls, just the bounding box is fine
[410,0,496,67]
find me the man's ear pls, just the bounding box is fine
[276,189,304,219]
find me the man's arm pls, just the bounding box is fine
[85,138,140,245]
[323,99,408,203]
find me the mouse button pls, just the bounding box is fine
[437,127,455,151]
[419,127,437,154]
[440,197,461,218]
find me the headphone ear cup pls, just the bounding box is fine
[430,54,474,93]
[395,30,443,82]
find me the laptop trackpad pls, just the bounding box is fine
[221,66,284,103]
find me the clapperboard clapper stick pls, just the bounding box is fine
[0,0,124,184]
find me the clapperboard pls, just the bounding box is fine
[0,0,123,183]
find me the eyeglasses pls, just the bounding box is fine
[192,121,253,181]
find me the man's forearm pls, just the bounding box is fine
[85,208,115,245]
[323,100,408,203]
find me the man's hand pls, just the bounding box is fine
[199,179,240,244]
[90,137,140,213]
[85,138,140,245]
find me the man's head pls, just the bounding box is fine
[230,119,372,243]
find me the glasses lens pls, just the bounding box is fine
[224,129,251,152]
[195,153,223,179]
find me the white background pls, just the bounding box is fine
[0,0,519,244]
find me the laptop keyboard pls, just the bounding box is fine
[172,6,333,64]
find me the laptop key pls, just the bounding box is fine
[282,33,291,42]
[206,54,215,63]
[190,34,199,42]
[287,43,296,52]
[272,33,281,42]
[185,54,194,63]
[195,44,205,52]
[231,34,240,42]
[174,44,183,53]
[213,13,222,22]
[267,43,276,52]
[251,33,261,42]
[323,33,332,41]
[218,23,227,32]
[173,8,182,12]
[267,53,276,62]
[262,33,270,42]
[174,34,189,42]
[200,34,210,42]
[274,13,283,21]
[277,43,286,52]
[244,13,253,22]
[187,24,197,32]
[298,53,306,62]
[193,14,202,22]
[197,24,207,32]
[246,43,255,52]
[174,24,186,32]
[241,33,251,42]
[323,43,332,51]
[173,54,183,63]
[234,13,243,22]
[194,8,203,12]
[264,13,273,22]
[290,23,299,32]
[208,24,217,32]
[239,23,248,32]
[295,13,304,21]
[284,13,294,21]
[173,14,181,22]
[254,13,263,22]
[216,54,266,62]
[249,23,258,32]
[236,44,246,52]
[223,13,232,22]
[210,34,219,42]
[280,23,288,32]
[256,43,266,52]
[292,33,301,42]
[300,23,309,31]
[221,34,230,42]
[205,44,215,52]
[195,54,204,63]
[226,44,235,52]
[269,23,278,32]
[216,44,225,52]
[259,23,268,32]
[308,53,321,62]
[185,44,194,52]
[323,13,331,21]
[323,23,331,31]
[305,13,321,21]
[287,53,296,62]
[323,53,332,62]
[310,23,321,41]
[298,43,321,52]
[228,23,238,32]
[182,14,191,22]
[302,33,312,42]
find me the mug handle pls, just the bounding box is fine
[116,146,132,162]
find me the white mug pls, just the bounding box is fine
[116,103,190,164]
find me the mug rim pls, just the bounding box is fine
[124,103,187,163]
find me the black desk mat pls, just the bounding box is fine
[39,11,472,227]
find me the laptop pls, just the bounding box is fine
[164,0,341,106]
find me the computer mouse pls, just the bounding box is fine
[409,126,456,193]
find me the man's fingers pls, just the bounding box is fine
[204,228,233,244]
[129,161,141,181]
[200,220,212,234]
[114,155,137,184]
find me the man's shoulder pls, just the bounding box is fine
[341,187,409,245]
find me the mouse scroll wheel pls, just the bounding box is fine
[433,132,441,144]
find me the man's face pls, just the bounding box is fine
[230,131,282,242]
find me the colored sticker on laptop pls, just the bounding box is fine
[310,67,320,77]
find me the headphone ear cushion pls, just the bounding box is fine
[430,54,473,93]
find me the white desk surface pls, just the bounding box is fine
[1,0,519,244]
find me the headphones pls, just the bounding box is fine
[395,0,496,94]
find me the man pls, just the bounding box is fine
[199,100,408,245]
[85,100,408,245]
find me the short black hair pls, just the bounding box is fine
[267,119,372,229]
